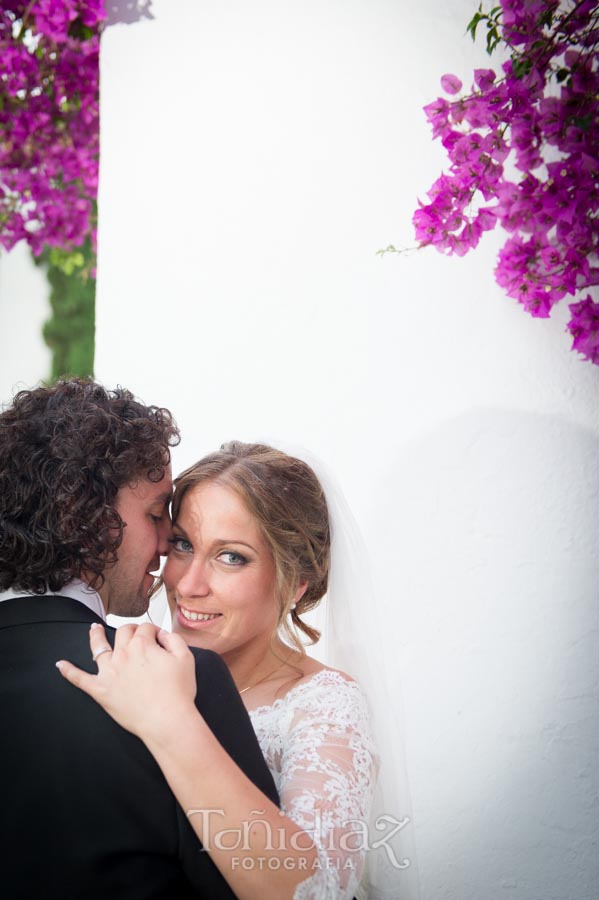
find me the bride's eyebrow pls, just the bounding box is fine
[172,522,189,535]
[213,539,257,553]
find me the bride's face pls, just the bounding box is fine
[163,480,279,658]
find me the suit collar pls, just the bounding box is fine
[0,595,106,630]
[0,578,106,620]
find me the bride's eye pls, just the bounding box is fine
[168,536,192,553]
[217,551,248,566]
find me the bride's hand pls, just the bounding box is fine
[56,623,198,745]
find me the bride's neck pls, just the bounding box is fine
[223,638,298,692]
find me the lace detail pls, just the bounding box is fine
[248,669,378,900]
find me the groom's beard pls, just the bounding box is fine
[97,563,157,618]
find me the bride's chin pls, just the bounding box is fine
[172,623,214,650]
[182,634,206,649]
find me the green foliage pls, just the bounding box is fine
[47,247,87,277]
[34,240,95,380]
[512,55,534,78]
[376,245,399,256]
[466,3,503,54]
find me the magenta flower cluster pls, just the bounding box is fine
[414,0,599,365]
[0,1,105,256]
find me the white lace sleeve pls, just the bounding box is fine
[250,669,378,900]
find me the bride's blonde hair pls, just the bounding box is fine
[171,441,330,653]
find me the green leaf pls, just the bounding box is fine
[67,19,94,41]
[556,67,570,82]
[512,55,533,79]
[573,115,592,132]
[48,247,86,276]
[486,22,501,55]
[467,11,483,40]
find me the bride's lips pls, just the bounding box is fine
[176,603,223,630]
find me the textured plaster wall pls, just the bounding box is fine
[96,2,599,898]
[0,242,51,406]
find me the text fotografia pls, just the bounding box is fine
[186,808,411,869]
[231,856,361,873]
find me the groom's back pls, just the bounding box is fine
[0,598,237,899]
[0,380,277,895]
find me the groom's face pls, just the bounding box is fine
[97,466,173,617]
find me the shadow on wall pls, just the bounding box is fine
[105,0,154,26]
[370,409,598,900]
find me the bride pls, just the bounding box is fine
[58,441,378,899]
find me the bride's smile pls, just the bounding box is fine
[178,607,223,623]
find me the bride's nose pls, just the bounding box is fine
[176,557,210,599]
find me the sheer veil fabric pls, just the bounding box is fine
[273,445,421,900]
[157,443,421,899]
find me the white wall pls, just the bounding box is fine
[97,2,599,898]
[0,242,51,407]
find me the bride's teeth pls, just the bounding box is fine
[180,608,220,622]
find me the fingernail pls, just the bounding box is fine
[55,661,65,670]
[90,622,101,630]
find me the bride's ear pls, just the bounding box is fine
[293,581,309,607]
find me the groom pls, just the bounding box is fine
[0,378,277,899]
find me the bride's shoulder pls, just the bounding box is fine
[279,657,359,701]
[276,662,373,739]
[296,657,356,685]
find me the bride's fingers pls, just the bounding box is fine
[55,658,102,699]
[131,622,162,644]
[112,622,138,649]
[156,628,193,658]
[55,623,115,696]
[88,622,117,664]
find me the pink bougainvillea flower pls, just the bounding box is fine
[414,0,599,364]
[441,73,463,95]
[474,68,497,91]
[567,295,599,364]
[482,131,510,163]
[0,1,105,254]
[423,97,452,139]
[32,0,78,43]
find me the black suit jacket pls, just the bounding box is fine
[0,595,278,899]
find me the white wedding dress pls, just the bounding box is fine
[248,668,378,900]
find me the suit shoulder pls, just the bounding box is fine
[189,645,230,676]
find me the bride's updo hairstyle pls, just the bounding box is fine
[172,442,330,653]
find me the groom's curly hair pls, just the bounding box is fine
[0,378,179,594]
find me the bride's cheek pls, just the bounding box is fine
[162,557,179,592]
[165,588,176,616]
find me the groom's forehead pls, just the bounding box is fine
[117,468,174,513]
